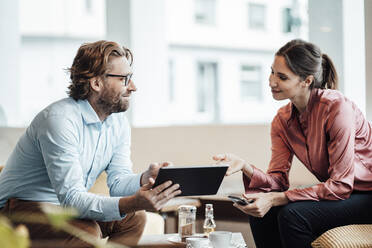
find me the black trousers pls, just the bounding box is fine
[249,191,372,248]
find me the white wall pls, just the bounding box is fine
[106,0,131,49]
[308,0,344,90]
[15,0,106,126]
[20,0,105,38]
[365,0,372,120]
[0,0,21,127]
[129,0,169,126]
[165,0,305,49]
[19,38,93,125]
[309,0,366,114]
[343,0,365,115]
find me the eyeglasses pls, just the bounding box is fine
[105,73,132,86]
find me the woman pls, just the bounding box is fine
[214,39,372,248]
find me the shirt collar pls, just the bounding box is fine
[77,99,116,127]
[287,88,318,126]
[78,99,101,125]
[104,114,114,127]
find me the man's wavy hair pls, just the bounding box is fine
[67,40,133,101]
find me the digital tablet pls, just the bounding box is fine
[152,165,228,196]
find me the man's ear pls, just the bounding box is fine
[89,77,103,93]
[303,75,314,88]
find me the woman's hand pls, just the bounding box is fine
[212,153,253,177]
[233,192,288,218]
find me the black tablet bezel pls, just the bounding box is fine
[152,165,228,196]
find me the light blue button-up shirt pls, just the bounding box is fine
[0,98,141,221]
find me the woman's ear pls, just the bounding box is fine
[89,77,103,92]
[303,75,314,88]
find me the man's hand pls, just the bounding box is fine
[141,162,172,186]
[212,153,253,177]
[133,179,181,211]
[233,192,288,218]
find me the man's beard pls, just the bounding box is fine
[97,88,129,116]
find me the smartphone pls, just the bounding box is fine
[228,195,254,206]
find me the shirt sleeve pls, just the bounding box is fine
[38,115,124,222]
[105,116,141,198]
[285,99,355,201]
[243,115,293,193]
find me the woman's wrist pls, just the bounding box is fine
[269,192,289,207]
[242,162,254,178]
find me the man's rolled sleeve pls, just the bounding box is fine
[103,196,126,220]
[108,173,142,197]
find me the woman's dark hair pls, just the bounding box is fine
[276,39,338,90]
[67,40,133,100]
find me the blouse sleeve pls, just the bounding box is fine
[243,115,294,193]
[285,99,355,201]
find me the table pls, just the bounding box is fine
[135,232,247,248]
[157,196,254,248]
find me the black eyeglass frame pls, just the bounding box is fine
[105,73,132,86]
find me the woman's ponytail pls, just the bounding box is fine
[321,54,338,90]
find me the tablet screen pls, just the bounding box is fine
[152,165,228,196]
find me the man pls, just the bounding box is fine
[0,40,181,247]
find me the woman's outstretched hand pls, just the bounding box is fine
[212,153,253,177]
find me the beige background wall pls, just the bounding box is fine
[0,125,319,195]
[130,125,319,193]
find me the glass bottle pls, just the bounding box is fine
[178,205,196,237]
[203,203,216,235]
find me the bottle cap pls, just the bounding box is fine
[178,205,196,213]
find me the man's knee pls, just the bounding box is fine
[70,219,102,238]
[117,210,147,235]
[132,210,147,233]
[106,210,147,246]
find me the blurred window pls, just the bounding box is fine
[168,59,175,102]
[85,0,92,14]
[240,65,262,101]
[196,62,219,121]
[0,106,7,127]
[248,3,266,29]
[282,7,292,33]
[195,0,216,25]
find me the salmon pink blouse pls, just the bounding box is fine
[243,88,372,201]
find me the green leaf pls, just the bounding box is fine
[41,204,78,229]
[0,216,30,248]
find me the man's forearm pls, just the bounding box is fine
[119,195,138,215]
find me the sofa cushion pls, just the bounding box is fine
[311,224,372,248]
[143,212,165,235]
